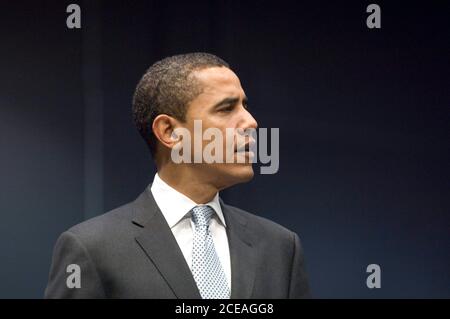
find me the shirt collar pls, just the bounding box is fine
[149,173,226,228]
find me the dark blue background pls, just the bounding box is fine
[0,0,448,298]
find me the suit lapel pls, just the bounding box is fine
[130,187,257,299]
[132,189,201,299]
[221,199,257,299]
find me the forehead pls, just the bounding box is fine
[192,67,244,97]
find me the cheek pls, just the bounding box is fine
[203,118,236,139]
[198,115,240,150]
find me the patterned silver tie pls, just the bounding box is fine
[191,205,230,299]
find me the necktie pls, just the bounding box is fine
[191,205,230,299]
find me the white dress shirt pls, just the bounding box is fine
[150,173,232,290]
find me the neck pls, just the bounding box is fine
[157,164,219,204]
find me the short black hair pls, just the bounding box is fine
[132,52,230,156]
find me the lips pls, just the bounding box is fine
[235,144,249,152]
[235,139,255,153]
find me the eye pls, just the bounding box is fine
[219,105,234,113]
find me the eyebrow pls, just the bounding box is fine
[212,96,248,109]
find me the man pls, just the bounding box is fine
[45,53,310,298]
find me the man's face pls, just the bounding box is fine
[181,66,258,189]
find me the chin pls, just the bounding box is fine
[238,165,255,181]
[223,164,255,186]
[205,163,255,190]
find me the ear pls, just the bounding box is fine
[152,114,181,149]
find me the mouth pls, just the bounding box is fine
[235,144,250,153]
[235,139,255,153]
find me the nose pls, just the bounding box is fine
[242,107,258,130]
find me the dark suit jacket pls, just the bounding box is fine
[45,187,310,298]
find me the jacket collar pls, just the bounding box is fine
[131,187,256,299]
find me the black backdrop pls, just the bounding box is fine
[0,0,448,298]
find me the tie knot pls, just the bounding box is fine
[191,205,215,228]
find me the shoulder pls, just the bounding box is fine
[61,201,136,251]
